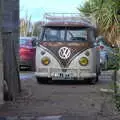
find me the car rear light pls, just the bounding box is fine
[96,45,104,51]
[100,45,104,49]
[20,48,32,52]
[19,48,35,56]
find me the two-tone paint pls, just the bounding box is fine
[35,41,100,80]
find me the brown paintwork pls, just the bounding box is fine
[43,22,93,28]
[40,42,92,68]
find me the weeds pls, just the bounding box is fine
[112,48,120,111]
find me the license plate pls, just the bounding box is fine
[52,72,72,80]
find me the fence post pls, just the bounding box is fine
[113,47,120,98]
[113,70,117,96]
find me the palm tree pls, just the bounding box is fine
[32,21,42,37]
[78,0,120,46]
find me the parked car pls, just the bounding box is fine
[19,37,37,71]
[96,36,114,70]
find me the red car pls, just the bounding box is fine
[19,37,37,71]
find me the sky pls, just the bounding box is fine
[20,0,87,22]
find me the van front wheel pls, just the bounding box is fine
[88,76,99,85]
[36,77,48,84]
[36,77,53,84]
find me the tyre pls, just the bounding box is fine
[30,66,35,72]
[4,90,9,101]
[87,75,99,85]
[4,92,13,101]
[87,78,97,85]
[36,77,53,84]
[36,77,48,84]
[89,66,100,84]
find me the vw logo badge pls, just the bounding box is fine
[58,47,71,59]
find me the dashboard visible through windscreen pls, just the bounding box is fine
[42,27,88,42]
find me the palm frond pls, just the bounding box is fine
[78,0,120,46]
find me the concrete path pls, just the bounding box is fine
[0,70,120,120]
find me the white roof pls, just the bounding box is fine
[20,36,38,40]
[42,13,96,28]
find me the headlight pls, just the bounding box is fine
[79,57,88,66]
[41,57,50,65]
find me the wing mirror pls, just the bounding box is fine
[32,39,39,47]
[32,39,37,47]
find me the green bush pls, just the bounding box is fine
[107,48,120,70]
[111,48,120,111]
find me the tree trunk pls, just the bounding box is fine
[0,32,4,104]
[0,0,4,104]
[1,0,21,101]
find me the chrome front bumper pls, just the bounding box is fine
[35,68,96,80]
